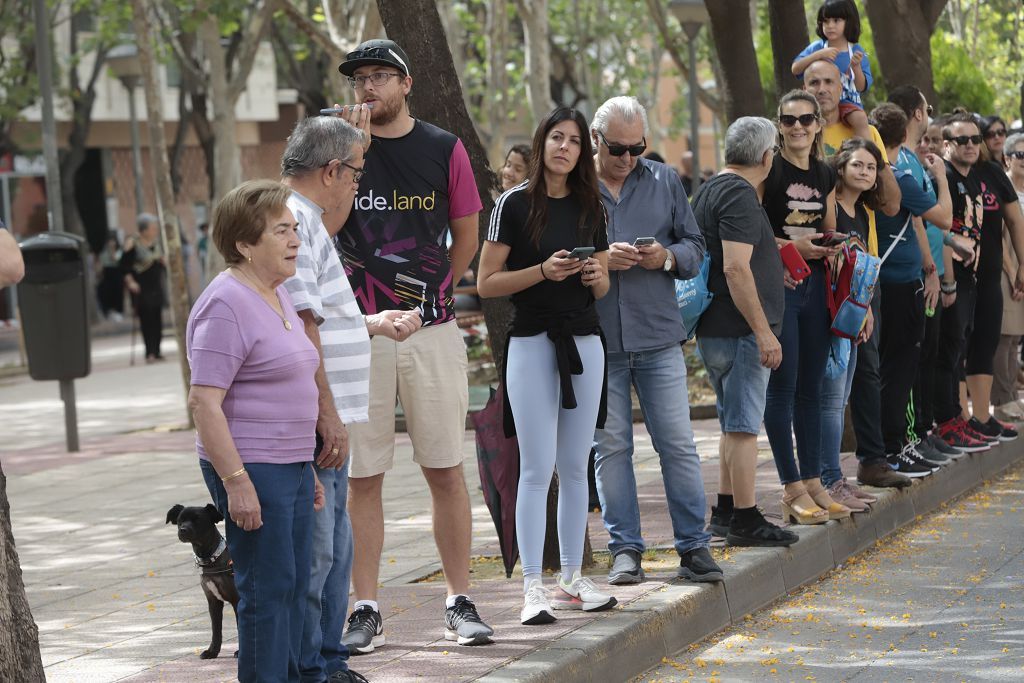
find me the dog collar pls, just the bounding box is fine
[194,537,227,567]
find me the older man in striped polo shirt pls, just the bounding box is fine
[282,115,421,683]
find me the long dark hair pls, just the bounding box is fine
[523,107,606,249]
[831,137,886,211]
[816,0,861,43]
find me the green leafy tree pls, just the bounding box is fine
[930,30,995,113]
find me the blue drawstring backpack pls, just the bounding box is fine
[675,252,713,340]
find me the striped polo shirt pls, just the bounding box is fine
[284,191,372,424]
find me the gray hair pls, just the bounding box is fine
[1006,132,1024,154]
[591,96,650,137]
[136,213,158,231]
[725,117,777,167]
[281,116,365,178]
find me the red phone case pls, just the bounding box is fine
[779,242,811,281]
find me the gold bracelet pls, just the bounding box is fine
[221,467,247,483]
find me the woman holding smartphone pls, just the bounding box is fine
[759,90,850,525]
[819,138,886,506]
[478,106,613,626]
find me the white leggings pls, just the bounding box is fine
[506,333,605,578]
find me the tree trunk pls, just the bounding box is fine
[514,0,554,122]
[376,0,514,370]
[705,0,767,120]
[0,461,45,681]
[485,0,510,165]
[863,0,949,106]
[132,0,192,422]
[768,0,809,99]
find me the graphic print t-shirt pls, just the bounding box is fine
[976,161,1019,278]
[339,120,482,326]
[945,159,984,273]
[762,155,836,241]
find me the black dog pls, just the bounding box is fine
[166,504,240,659]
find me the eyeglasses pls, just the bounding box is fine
[779,113,818,128]
[945,135,983,146]
[598,132,646,157]
[1007,150,1024,160]
[340,161,365,182]
[985,129,1007,139]
[347,72,402,89]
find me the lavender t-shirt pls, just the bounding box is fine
[187,272,320,464]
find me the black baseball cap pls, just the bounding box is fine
[339,39,411,78]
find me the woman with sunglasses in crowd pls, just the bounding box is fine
[478,106,615,627]
[981,115,1009,169]
[759,90,853,524]
[819,138,887,508]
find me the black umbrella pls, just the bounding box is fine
[471,386,520,578]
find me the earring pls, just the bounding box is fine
[246,253,252,263]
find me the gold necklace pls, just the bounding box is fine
[232,267,292,331]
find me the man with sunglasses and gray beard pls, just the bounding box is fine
[589,96,722,586]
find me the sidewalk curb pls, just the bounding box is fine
[478,439,1024,682]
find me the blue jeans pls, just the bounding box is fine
[201,459,315,683]
[300,460,352,682]
[820,346,858,487]
[594,344,710,557]
[697,334,772,435]
[763,267,831,483]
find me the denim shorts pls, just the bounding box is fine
[697,334,771,435]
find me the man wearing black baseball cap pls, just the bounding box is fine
[330,39,494,653]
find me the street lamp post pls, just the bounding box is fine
[108,44,146,214]
[668,0,709,195]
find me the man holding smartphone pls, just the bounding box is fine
[589,96,722,585]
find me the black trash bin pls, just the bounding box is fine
[17,232,91,381]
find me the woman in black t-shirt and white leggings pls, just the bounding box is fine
[478,107,615,626]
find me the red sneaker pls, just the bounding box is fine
[935,418,990,453]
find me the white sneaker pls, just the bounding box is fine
[520,580,555,625]
[994,401,1024,422]
[552,572,617,612]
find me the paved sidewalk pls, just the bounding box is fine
[5,338,1021,682]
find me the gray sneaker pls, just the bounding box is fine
[913,437,951,466]
[444,596,493,646]
[342,605,384,654]
[607,549,644,585]
[928,433,965,458]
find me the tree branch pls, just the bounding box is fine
[227,0,277,101]
[279,0,346,64]
[643,0,721,113]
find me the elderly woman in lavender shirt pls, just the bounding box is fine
[187,179,325,683]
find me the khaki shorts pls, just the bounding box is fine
[349,321,469,478]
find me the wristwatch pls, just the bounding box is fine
[663,251,674,272]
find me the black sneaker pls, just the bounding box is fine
[913,437,951,466]
[677,547,724,582]
[342,605,384,654]
[329,670,370,683]
[607,549,644,585]
[886,443,935,478]
[967,417,1002,443]
[707,505,731,537]
[986,417,1018,442]
[726,507,799,547]
[444,596,493,646]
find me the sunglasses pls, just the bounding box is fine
[598,132,646,157]
[945,135,983,146]
[985,129,1007,139]
[1007,151,1024,160]
[779,113,818,128]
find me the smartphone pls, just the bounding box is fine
[633,237,656,247]
[567,246,596,261]
[319,104,374,115]
[779,242,811,281]
[814,232,847,247]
